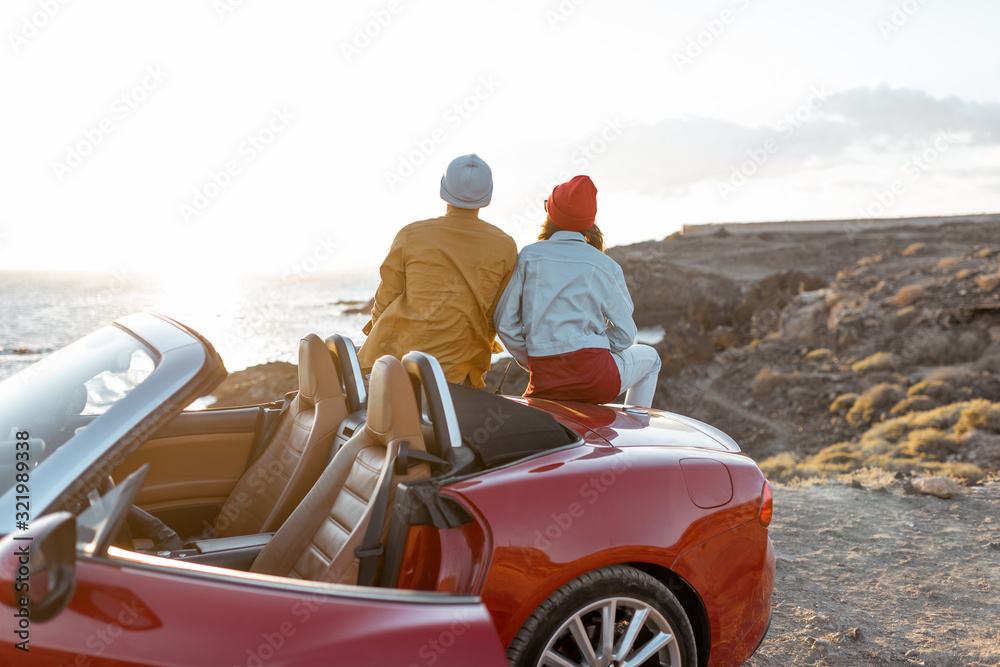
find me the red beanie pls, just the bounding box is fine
[547,175,598,231]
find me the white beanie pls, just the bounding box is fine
[440,154,493,209]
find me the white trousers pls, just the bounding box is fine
[611,344,661,408]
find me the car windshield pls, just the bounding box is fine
[0,325,158,497]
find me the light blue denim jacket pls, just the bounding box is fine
[494,230,637,367]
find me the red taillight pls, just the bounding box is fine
[759,481,773,527]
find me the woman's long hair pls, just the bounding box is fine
[538,217,605,252]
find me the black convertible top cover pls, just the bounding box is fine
[448,384,577,466]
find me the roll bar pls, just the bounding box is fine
[399,351,462,455]
[324,334,367,413]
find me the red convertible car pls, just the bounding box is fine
[0,313,773,666]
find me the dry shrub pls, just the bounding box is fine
[954,399,1000,436]
[937,256,962,269]
[753,367,789,395]
[927,462,984,482]
[830,393,858,413]
[909,402,968,430]
[908,380,956,403]
[838,467,897,488]
[759,452,805,483]
[763,402,997,482]
[901,242,925,257]
[958,331,987,361]
[976,270,1000,292]
[867,419,910,444]
[851,352,895,374]
[892,284,925,307]
[805,348,831,362]
[898,330,984,366]
[903,427,960,457]
[787,386,814,405]
[891,305,919,330]
[847,383,906,426]
[955,269,974,280]
[973,343,1000,374]
[811,445,863,471]
[925,366,977,387]
[861,371,907,387]
[899,331,951,365]
[891,394,938,415]
[974,247,996,258]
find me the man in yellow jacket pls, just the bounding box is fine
[358,154,517,388]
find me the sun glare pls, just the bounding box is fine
[151,272,244,352]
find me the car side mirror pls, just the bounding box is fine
[0,512,77,624]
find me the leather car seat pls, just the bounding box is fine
[250,355,431,585]
[214,334,348,537]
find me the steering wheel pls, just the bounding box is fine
[77,464,150,556]
[99,471,184,552]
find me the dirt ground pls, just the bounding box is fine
[746,479,1000,667]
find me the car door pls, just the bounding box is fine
[112,405,270,537]
[0,515,509,667]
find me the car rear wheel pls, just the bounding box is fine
[507,565,697,667]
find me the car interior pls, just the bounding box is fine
[85,333,584,589]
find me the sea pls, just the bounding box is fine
[0,270,664,383]
[0,270,379,383]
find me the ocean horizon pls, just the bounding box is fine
[1,269,665,384]
[0,269,380,382]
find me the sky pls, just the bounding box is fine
[2,0,999,278]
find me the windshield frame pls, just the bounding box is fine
[0,314,226,533]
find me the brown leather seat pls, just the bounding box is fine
[213,334,348,538]
[250,355,430,584]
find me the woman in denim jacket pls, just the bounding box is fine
[494,175,661,407]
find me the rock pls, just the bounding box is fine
[733,271,828,341]
[912,476,962,499]
[780,289,832,344]
[340,298,374,316]
[209,362,298,408]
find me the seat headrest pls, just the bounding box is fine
[365,355,424,449]
[297,333,344,408]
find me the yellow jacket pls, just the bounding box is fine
[358,208,517,388]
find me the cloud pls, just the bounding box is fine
[823,86,1000,146]
[550,86,1000,197]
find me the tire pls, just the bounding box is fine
[507,565,697,667]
